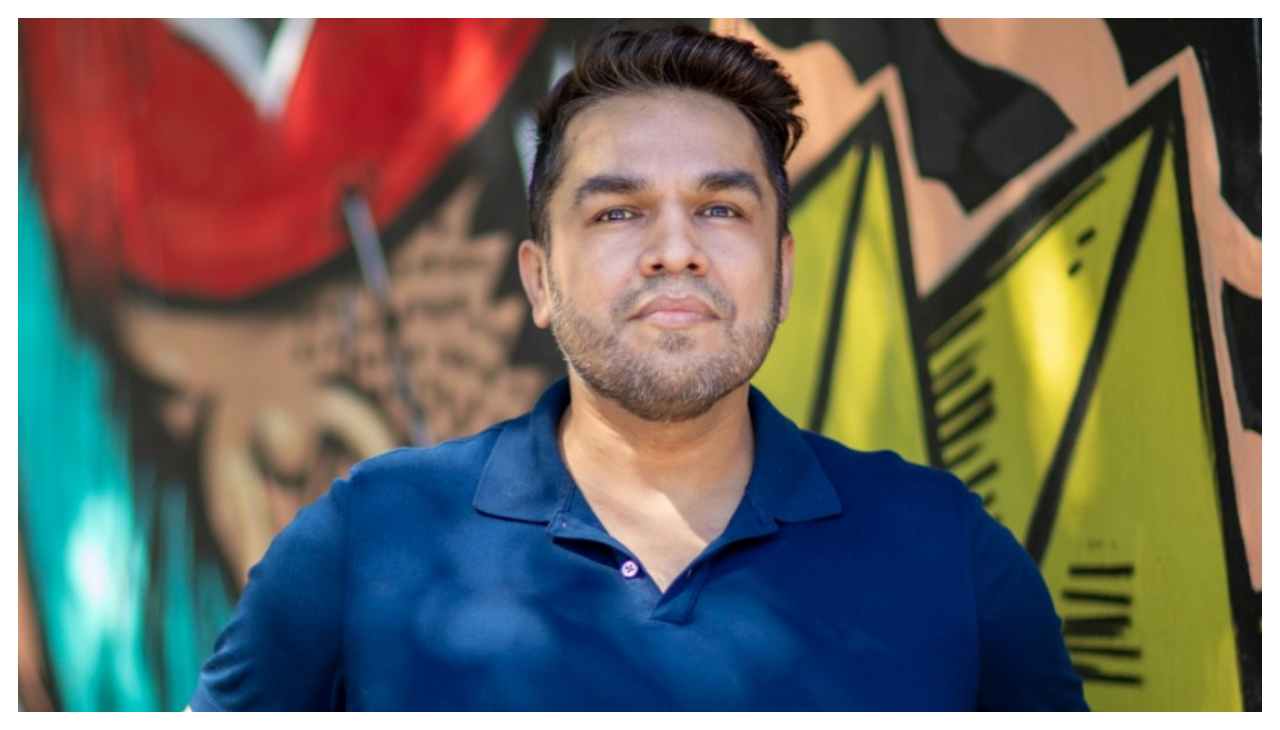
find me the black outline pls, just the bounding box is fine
[1164,86,1262,711]
[1221,283,1262,433]
[794,102,940,463]
[1022,115,1167,561]
[808,148,871,432]
[921,172,1107,333]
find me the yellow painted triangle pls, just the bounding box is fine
[1038,138,1240,711]
[754,146,863,426]
[927,131,1153,534]
[820,146,927,463]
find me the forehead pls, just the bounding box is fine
[555,89,769,192]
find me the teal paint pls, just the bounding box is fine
[18,160,233,710]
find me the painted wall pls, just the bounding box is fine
[18,19,1260,711]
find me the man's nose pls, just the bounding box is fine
[639,207,709,276]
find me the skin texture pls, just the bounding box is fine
[518,90,795,591]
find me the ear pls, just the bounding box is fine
[518,239,553,329]
[777,233,795,323]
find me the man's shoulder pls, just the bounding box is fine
[342,413,526,490]
[796,428,973,512]
[798,428,954,482]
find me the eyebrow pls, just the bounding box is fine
[573,175,650,208]
[697,169,763,202]
[571,169,765,209]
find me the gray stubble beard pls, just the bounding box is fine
[546,259,783,423]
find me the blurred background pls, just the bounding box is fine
[18,19,1260,711]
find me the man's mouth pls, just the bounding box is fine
[631,293,720,327]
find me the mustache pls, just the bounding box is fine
[613,276,736,320]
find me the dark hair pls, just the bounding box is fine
[527,24,805,245]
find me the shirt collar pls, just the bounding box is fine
[473,378,841,524]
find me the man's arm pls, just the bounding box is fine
[970,495,1089,711]
[189,478,350,711]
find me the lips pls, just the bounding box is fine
[632,293,721,327]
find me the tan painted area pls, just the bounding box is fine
[719,17,1260,590]
[941,19,1132,132]
[115,181,544,584]
[118,287,376,583]
[387,179,545,440]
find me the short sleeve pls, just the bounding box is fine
[970,495,1089,711]
[190,478,350,711]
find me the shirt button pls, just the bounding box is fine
[620,560,640,579]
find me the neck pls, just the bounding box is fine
[558,372,755,505]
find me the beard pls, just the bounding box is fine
[547,260,782,423]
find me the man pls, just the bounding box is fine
[191,25,1088,710]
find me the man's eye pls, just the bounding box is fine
[702,205,738,218]
[597,209,636,222]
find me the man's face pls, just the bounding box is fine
[519,89,794,422]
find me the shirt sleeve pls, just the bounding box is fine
[970,494,1089,711]
[189,477,350,711]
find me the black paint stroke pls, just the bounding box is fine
[1023,111,1166,562]
[927,304,985,353]
[938,403,995,449]
[934,365,978,406]
[937,381,993,426]
[1165,100,1263,711]
[791,102,940,466]
[921,170,1106,336]
[1062,590,1133,606]
[1106,19,1260,237]
[808,146,870,433]
[961,461,999,490]
[1073,663,1143,685]
[1069,563,1135,578]
[1062,615,1131,637]
[1221,283,1261,433]
[941,441,981,471]
[1067,644,1141,658]
[757,19,1074,211]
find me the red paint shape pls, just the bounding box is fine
[22,19,543,301]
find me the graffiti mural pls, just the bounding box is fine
[18,19,1259,711]
[740,18,1261,711]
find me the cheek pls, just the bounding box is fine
[553,254,632,299]
[718,244,779,287]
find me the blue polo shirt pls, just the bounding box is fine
[191,380,1086,710]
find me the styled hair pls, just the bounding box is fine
[527,24,805,245]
